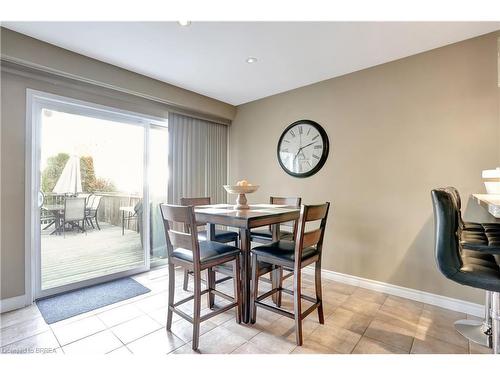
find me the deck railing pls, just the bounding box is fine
[42,191,142,231]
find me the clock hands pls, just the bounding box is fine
[293,141,317,162]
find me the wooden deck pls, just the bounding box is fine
[41,223,144,290]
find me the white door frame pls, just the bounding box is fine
[25,89,167,302]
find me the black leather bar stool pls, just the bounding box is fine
[431,189,500,353]
[160,203,242,351]
[445,187,500,347]
[180,197,239,291]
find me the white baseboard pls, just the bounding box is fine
[0,294,28,313]
[303,267,484,317]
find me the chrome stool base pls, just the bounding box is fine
[454,319,491,347]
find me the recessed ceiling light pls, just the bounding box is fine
[246,57,258,64]
[178,20,191,27]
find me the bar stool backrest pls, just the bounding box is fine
[431,189,463,279]
[180,197,211,228]
[294,202,330,266]
[270,196,302,235]
[160,204,201,265]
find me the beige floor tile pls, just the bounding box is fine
[63,330,123,354]
[232,342,271,354]
[106,345,132,355]
[351,288,387,304]
[259,315,320,344]
[132,293,169,313]
[291,339,340,354]
[352,337,407,354]
[421,305,466,323]
[341,295,382,317]
[0,305,42,329]
[411,335,467,354]
[168,317,217,343]
[363,319,415,352]
[170,343,200,354]
[325,307,372,335]
[221,319,261,341]
[111,315,162,344]
[469,341,493,354]
[52,315,106,346]
[324,282,357,296]
[322,290,350,307]
[1,330,60,354]
[306,324,361,354]
[0,316,49,347]
[186,326,247,354]
[249,331,296,354]
[127,328,185,354]
[382,295,423,316]
[146,306,182,326]
[374,309,419,331]
[416,318,468,349]
[97,304,144,328]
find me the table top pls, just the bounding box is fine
[43,204,64,211]
[194,203,300,228]
[472,194,500,218]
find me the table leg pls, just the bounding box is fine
[240,228,251,323]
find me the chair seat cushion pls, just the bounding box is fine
[457,251,500,291]
[251,240,318,262]
[172,241,240,264]
[250,228,294,241]
[197,229,238,243]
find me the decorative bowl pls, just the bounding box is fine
[223,185,259,210]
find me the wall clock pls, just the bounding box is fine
[277,119,329,178]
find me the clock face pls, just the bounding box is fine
[277,120,329,178]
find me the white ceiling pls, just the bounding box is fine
[3,22,500,105]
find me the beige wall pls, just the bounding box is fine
[230,32,500,304]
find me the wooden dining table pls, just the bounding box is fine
[194,203,300,323]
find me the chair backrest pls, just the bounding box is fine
[91,195,103,210]
[270,196,302,235]
[86,194,96,209]
[180,197,211,227]
[294,202,330,266]
[431,189,462,279]
[444,186,465,229]
[64,198,86,222]
[159,204,201,265]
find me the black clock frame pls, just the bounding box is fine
[277,119,329,178]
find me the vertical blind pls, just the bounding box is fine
[167,112,228,205]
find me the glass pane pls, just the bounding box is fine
[149,125,168,264]
[39,108,145,290]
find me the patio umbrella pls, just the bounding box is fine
[53,155,82,194]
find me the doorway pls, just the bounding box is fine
[27,90,168,299]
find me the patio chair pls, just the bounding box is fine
[120,200,143,235]
[85,195,103,230]
[61,197,86,237]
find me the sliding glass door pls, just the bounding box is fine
[30,91,168,298]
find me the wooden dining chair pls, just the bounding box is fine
[180,197,239,291]
[160,203,242,351]
[250,196,302,243]
[250,196,302,306]
[250,202,330,346]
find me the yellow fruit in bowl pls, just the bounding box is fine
[236,179,250,187]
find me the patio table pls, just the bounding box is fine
[194,203,300,323]
[43,204,64,235]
